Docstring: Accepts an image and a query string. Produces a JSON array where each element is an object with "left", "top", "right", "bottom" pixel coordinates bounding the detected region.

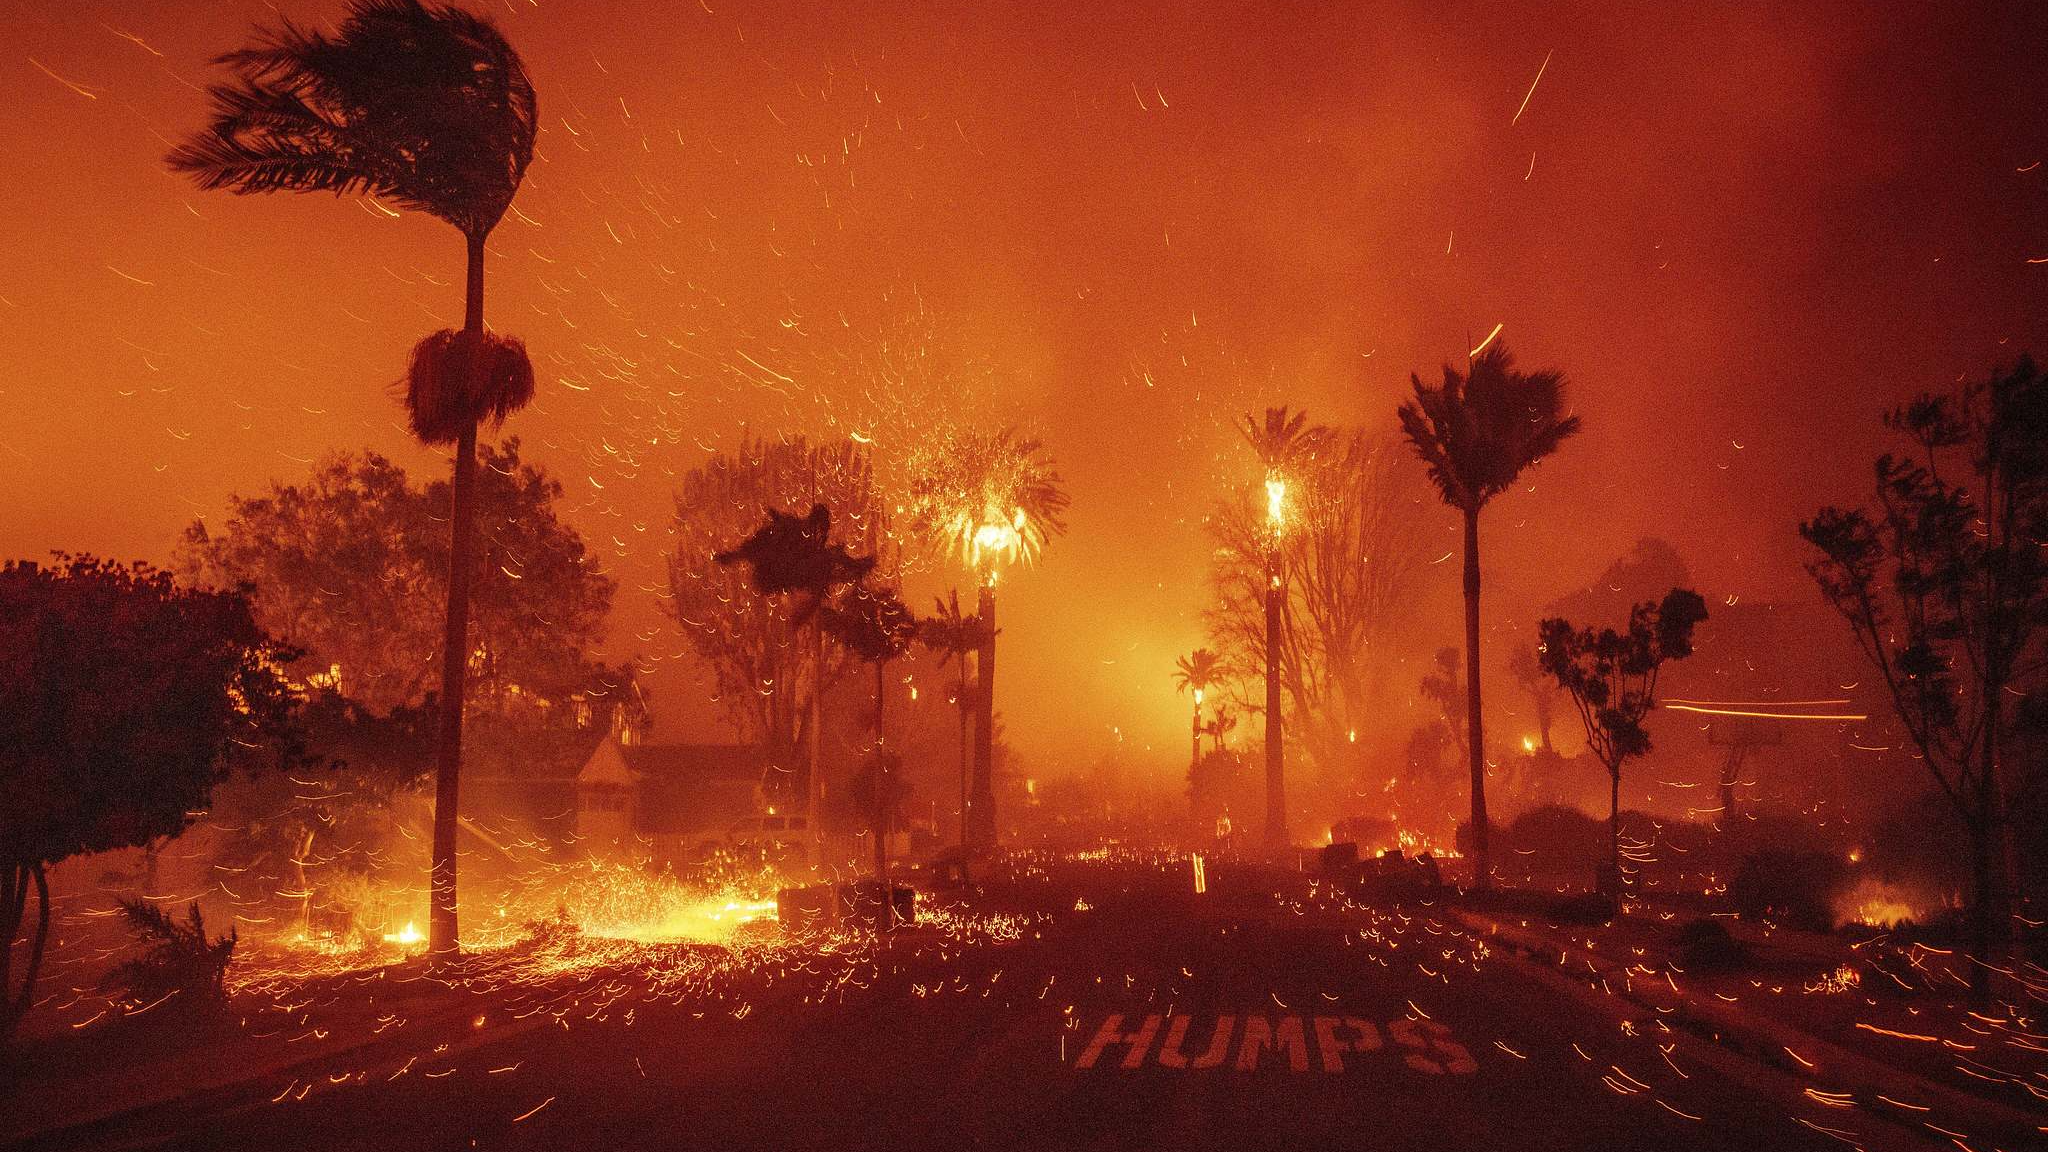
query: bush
[
  {"left": 1504, "top": 804, "right": 1606, "bottom": 869},
  {"left": 1730, "top": 850, "right": 1847, "bottom": 932},
  {"left": 1675, "top": 918, "right": 1746, "bottom": 970},
  {"left": 105, "top": 900, "right": 236, "bottom": 1009}
]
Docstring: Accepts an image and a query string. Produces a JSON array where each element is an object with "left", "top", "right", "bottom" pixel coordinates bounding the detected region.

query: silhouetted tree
[
  {"left": 1399, "top": 343, "right": 1582, "bottom": 885},
  {"left": 1538, "top": 589, "right": 1707, "bottom": 895},
  {"left": 905, "top": 428, "right": 1069, "bottom": 849},
  {"left": 717, "top": 504, "right": 877, "bottom": 834},
  {"left": 828, "top": 584, "right": 919, "bottom": 738},
  {"left": 826, "top": 582, "right": 916, "bottom": 918},
  {"left": 669, "top": 438, "right": 887, "bottom": 793},
  {"left": 1802, "top": 358, "right": 2048, "bottom": 999},
  {"left": 847, "top": 752, "right": 910, "bottom": 927},
  {"left": 1204, "top": 706, "right": 1240, "bottom": 754},
  {"left": 1419, "top": 646, "right": 1467, "bottom": 764},
  {"left": 171, "top": 0, "right": 541, "bottom": 957},
  {"left": 920, "top": 591, "right": 991, "bottom": 863},
  {"left": 0, "top": 557, "right": 298, "bottom": 1040}
]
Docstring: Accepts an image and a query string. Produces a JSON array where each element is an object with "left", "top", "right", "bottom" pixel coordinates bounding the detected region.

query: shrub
[
  {"left": 1730, "top": 850, "right": 1847, "bottom": 932},
  {"left": 1675, "top": 918, "right": 1746, "bottom": 970},
  {"left": 1504, "top": 804, "right": 1606, "bottom": 869},
  {"left": 105, "top": 900, "right": 236, "bottom": 1009}
]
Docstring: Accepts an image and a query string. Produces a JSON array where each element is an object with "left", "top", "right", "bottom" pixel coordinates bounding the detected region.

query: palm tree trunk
[
  {"left": 1191, "top": 705, "right": 1201, "bottom": 778},
  {"left": 810, "top": 612, "right": 824, "bottom": 868},
  {"left": 1967, "top": 694, "right": 2005, "bottom": 1003},
  {"left": 1, "top": 863, "right": 49, "bottom": 1041},
  {"left": 1608, "top": 765, "right": 1622, "bottom": 891},
  {"left": 971, "top": 584, "right": 997, "bottom": 850},
  {"left": 1462, "top": 506, "right": 1489, "bottom": 888},
  {"left": 957, "top": 669, "right": 970, "bottom": 881},
  {"left": 428, "top": 232, "right": 488, "bottom": 957},
  {"left": 1264, "top": 547, "right": 1287, "bottom": 850},
  {"left": 875, "top": 657, "right": 890, "bottom": 930}
]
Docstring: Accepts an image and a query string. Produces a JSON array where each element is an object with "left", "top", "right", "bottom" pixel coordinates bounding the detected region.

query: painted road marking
[{"left": 1075, "top": 1013, "right": 1478, "bottom": 1073}]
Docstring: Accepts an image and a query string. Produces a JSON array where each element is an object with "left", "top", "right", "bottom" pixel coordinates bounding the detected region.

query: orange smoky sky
[{"left": 2, "top": 0, "right": 2044, "bottom": 776}]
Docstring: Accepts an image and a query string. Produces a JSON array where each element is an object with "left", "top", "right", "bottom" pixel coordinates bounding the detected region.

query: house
[{"left": 575, "top": 732, "right": 770, "bottom": 861}]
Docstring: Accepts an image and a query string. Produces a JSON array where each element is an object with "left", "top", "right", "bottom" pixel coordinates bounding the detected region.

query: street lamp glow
[{"left": 1264, "top": 474, "right": 1287, "bottom": 532}]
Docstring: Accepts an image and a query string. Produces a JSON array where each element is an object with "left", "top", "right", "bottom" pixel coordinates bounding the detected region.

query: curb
[{"left": 1448, "top": 906, "right": 2046, "bottom": 1145}]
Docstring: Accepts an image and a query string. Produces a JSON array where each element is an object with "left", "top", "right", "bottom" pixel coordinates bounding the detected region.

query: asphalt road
[{"left": 10, "top": 853, "right": 1948, "bottom": 1152}]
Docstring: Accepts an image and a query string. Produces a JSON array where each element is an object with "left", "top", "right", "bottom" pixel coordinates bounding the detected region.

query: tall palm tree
[
  {"left": 920, "top": 591, "right": 992, "bottom": 867},
  {"left": 905, "top": 429, "right": 1069, "bottom": 850},
  {"left": 1173, "top": 648, "right": 1224, "bottom": 777},
  {"left": 1397, "top": 343, "right": 1581, "bottom": 887},
  {"left": 1239, "top": 407, "right": 1327, "bottom": 851},
  {"left": 717, "top": 504, "right": 876, "bottom": 858},
  {"left": 170, "top": 0, "right": 538, "bottom": 956}
]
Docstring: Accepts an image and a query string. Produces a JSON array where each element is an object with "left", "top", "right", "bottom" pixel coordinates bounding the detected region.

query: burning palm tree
[
  {"left": 1240, "top": 406, "right": 1327, "bottom": 850},
  {"left": 170, "top": 0, "right": 538, "bottom": 955},
  {"left": 1397, "top": 343, "right": 1581, "bottom": 887},
  {"left": 906, "top": 429, "right": 1069, "bottom": 849},
  {"left": 1173, "top": 648, "right": 1225, "bottom": 777}
]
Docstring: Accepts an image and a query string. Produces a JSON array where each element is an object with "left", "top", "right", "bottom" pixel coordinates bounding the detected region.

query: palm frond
[
  {"left": 170, "top": 0, "right": 536, "bottom": 237},
  {"left": 1396, "top": 342, "right": 1580, "bottom": 512},
  {"left": 401, "top": 329, "right": 535, "bottom": 446}
]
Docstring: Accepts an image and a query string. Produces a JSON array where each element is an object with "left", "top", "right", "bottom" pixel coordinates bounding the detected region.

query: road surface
[{"left": 10, "top": 852, "right": 1950, "bottom": 1151}]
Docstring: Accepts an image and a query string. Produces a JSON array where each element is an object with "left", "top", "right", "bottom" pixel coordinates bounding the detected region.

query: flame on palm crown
[{"left": 905, "top": 427, "right": 1069, "bottom": 583}]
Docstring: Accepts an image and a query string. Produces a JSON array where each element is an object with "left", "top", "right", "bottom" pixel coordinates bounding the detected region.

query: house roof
[
  {"left": 617, "top": 743, "right": 766, "bottom": 780},
  {"left": 575, "top": 738, "right": 768, "bottom": 835}
]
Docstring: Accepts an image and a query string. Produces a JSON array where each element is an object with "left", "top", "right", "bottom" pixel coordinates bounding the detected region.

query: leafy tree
[
  {"left": 668, "top": 439, "right": 887, "bottom": 787},
  {"left": 1802, "top": 357, "right": 2048, "bottom": 998},
  {"left": 1399, "top": 342, "right": 1582, "bottom": 885},
  {"left": 904, "top": 428, "right": 1069, "bottom": 849},
  {"left": 181, "top": 445, "right": 623, "bottom": 938},
  {"left": 171, "top": 0, "right": 542, "bottom": 955},
  {"left": 1206, "top": 431, "right": 1435, "bottom": 799},
  {"left": 1538, "top": 589, "right": 1708, "bottom": 894},
  {"left": 0, "top": 557, "right": 298, "bottom": 1039},
  {"left": 179, "top": 442, "right": 616, "bottom": 720}
]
